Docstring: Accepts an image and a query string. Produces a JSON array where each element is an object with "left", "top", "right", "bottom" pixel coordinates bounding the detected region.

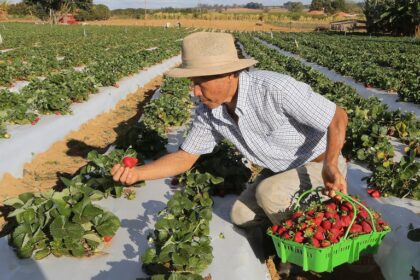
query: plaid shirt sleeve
[
  {"left": 181, "top": 105, "right": 222, "bottom": 155},
  {"left": 276, "top": 76, "right": 336, "bottom": 131}
]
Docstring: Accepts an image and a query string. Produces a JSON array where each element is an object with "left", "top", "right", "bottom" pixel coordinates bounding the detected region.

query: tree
[
  {"left": 287, "top": 2, "right": 304, "bottom": 12},
  {"left": 310, "top": 0, "right": 324, "bottom": 11},
  {"left": 244, "top": 2, "right": 264, "bottom": 9},
  {"left": 23, "top": 0, "right": 92, "bottom": 23},
  {"left": 8, "top": 3, "right": 32, "bottom": 16},
  {"left": 332, "top": 0, "right": 346, "bottom": 12},
  {"left": 364, "top": 0, "right": 419, "bottom": 36}
]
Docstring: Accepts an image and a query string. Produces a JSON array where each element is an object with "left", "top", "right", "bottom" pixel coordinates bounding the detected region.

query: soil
[{"left": 0, "top": 77, "right": 162, "bottom": 231}]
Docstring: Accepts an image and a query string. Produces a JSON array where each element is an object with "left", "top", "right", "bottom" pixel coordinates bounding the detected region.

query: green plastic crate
[{"left": 268, "top": 188, "right": 391, "bottom": 273}]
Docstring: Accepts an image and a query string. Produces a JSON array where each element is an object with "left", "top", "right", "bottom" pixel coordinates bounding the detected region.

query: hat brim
[{"left": 165, "top": 58, "right": 258, "bottom": 78}]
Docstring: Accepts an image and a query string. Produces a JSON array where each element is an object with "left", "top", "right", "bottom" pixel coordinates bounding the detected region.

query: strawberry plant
[
  {"left": 78, "top": 148, "right": 145, "bottom": 198},
  {"left": 3, "top": 188, "right": 120, "bottom": 259},
  {"left": 142, "top": 170, "right": 223, "bottom": 277}
]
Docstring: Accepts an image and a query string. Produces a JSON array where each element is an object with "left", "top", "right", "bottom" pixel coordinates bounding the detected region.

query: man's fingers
[
  {"left": 111, "top": 164, "right": 121, "bottom": 176},
  {"left": 112, "top": 166, "right": 124, "bottom": 182},
  {"left": 120, "top": 167, "right": 131, "bottom": 185}
]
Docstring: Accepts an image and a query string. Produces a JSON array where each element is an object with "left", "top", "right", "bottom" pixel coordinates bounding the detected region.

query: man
[{"left": 111, "top": 31, "right": 348, "bottom": 231}]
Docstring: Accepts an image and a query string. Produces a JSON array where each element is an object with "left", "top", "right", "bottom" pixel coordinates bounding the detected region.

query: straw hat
[{"left": 166, "top": 32, "right": 258, "bottom": 78}]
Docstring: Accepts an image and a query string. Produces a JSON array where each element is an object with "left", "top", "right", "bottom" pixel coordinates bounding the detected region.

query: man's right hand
[{"left": 111, "top": 164, "right": 140, "bottom": 185}]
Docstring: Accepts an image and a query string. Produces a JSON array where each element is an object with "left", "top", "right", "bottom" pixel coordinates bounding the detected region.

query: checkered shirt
[{"left": 181, "top": 70, "right": 336, "bottom": 172}]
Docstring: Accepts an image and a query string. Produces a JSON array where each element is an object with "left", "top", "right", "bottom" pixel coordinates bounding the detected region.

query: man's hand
[
  {"left": 111, "top": 164, "right": 140, "bottom": 185},
  {"left": 322, "top": 164, "right": 347, "bottom": 198}
]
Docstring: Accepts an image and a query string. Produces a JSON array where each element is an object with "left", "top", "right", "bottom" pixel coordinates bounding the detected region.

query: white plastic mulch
[
  {"left": 256, "top": 37, "right": 420, "bottom": 117},
  {"left": 0, "top": 55, "right": 181, "bottom": 180}
]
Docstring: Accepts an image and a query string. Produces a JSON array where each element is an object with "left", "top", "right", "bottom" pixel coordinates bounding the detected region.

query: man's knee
[
  {"left": 255, "top": 176, "right": 294, "bottom": 215},
  {"left": 230, "top": 199, "right": 256, "bottom": 227}
]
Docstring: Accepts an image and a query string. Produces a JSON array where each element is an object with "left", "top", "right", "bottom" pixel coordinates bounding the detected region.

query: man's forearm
[
  {"left": 325, "top": 106, "right": 348, "bottom": 166},
  {"left": 135, "top": 150, "right": 200, "bottom": 181}
]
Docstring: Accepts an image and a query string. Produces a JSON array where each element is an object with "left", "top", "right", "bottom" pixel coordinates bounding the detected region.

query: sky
[{"left": 8, "top": 0, "right": 312, "bottom": 10}]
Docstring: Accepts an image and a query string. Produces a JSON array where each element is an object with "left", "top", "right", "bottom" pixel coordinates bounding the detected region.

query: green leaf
[{"left": 141, "top": 248, "right": 156, "bottom": 264}]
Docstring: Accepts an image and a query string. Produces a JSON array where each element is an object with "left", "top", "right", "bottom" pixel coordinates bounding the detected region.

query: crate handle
[{"left": 291, "top": 187, "right": 377, "bottom": 240}]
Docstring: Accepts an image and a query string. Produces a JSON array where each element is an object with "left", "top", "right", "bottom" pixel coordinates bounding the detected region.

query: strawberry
[
  {"left": 282, "top": 232, "right": 291, "bottom": 240},
  {"left": 371, "top": 190, "right": 381, "bottom": 198},
  {"left": 31, "top": 117, "right": 40, "bottom": 125},
  {"left": 311, "top": 237, "right": 321, "bottom": 248},
  {"left": 325, "top": 211, "right": 335, "bottom": 219},
  {"left": 358, "top": 210, "right": 368, "bottom": 220},
  {"left": 325, "top": 203, "right": 337, "bottom": 211},
  {"left": 313, "top": 216, "right": 323, "bottom": 226},
  {"left": 321, "top": 240, "right": 331, "bottom": 247},
  {"left": 340, "top": 215, "right": 351, "bottom": 227},
  {"left": 314, "top": 230, "right": 325, "bottom": 241},
  {"left": 343, "top": 202, "right": 353, "bottom": 212},
  {"left": 321, "top": 220, "right": 332, "bottom": 230},
  {"left": 349, "top": 224, "right": 363, "bottom": 233},
  {"left": 114, "top": 83, "right": 120, "bottom": 88},
  {"left": 294, "top": 231, "right": 304, "bottom": 243},
  {"left": 299, "top": 222, "right": 308, "bottom": 230},
  {"left": 315, "top": 212, "right": 325, "bottom": 219},
  {"left": 284, "top": 219, "right": 293, "bottom": 228},
  {"left": 340, "top": 205, "right": 350, "bottom": 213},
  {"left": 306, "top": 209, "right": 315, "bottom": 216},
  {"left": 292, "top": 211, "right": 303, "bottom": 220},
  {"left": 361, "top": 221, "right": 372, "bottom": 233},
  {"left": 54, "top": 111, "right": 61, "bottom": 116},
  {"left": 271, "top": 225, "right": 279, "bottom": 233},
  {"left": 103, "top": 236, "right": 113, "bottom": 242},
  {"left": 277, "top": 225, "right": 286, "bottom": 235},
  {"left": 122, "top": 157, "right": 138, "bottom": 168},
  {"left": 304, "top": 227, "right": 314, "bottom": 237}
]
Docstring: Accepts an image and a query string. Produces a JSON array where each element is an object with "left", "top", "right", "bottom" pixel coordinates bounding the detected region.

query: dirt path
[{"left": 0, "top": 77, "right": 162, "bottom": 229}]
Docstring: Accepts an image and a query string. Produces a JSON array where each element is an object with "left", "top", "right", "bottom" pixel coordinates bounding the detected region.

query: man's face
[{"left": 190, "top": 74, "right": 233, "bottom": 109}]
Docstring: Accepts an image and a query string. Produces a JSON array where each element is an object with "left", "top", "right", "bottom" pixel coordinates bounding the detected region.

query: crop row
[
  {"left": 0, "top": 23, "right": 188, "bottom": 86},
  {"left": 255, "top": 32, "right": 420, "bottom": 104},
  {"left": 236, "top": 33, "right": 419, "bottom": 200},
  {"left": 0, "top": 27, "right": 186, "bottom": 138}
]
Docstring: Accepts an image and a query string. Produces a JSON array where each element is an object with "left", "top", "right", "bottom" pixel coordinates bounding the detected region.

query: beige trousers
[{"left": 230, "top": 155, "right": 348, "bottom": 227}]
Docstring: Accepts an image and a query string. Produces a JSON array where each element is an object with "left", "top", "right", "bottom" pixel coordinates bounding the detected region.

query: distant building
[
  {"left": 58, "top": 14, "right": 78, "bottom": 25},
  {"left": 330, "top": 19, "right": 366, "bottom": 31}
]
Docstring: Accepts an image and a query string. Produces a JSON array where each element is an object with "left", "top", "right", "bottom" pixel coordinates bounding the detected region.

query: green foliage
[
  {"left": 185, "top": 140, "right": 252, "bottom": 196},
  {"left": 3, "top": 189, "right": 120, "bottom": 259},
  {"left": 142, "top": 170, "right": 220, "bottom": 275},
  {"left": 237, "top": 33, "right": 420, "bottom": 199}
]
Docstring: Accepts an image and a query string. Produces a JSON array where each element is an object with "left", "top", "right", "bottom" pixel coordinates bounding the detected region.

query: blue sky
[{"left": 8, "top": 0, "right": 311, "bottom": 10}]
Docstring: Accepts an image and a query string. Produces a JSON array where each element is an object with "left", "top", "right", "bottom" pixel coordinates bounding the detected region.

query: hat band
[{"left": 182, "top": 55, "right": 239, "bottom": 69}]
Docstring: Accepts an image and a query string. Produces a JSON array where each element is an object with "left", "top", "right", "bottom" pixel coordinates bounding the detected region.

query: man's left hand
[{"left": 322, "top": 164, "right": 347, "bottom": 198}]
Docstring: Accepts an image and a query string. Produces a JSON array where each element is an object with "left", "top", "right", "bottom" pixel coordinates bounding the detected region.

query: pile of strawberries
[{"left": 270, "top": 196, "right": 390, "bottom": 248}]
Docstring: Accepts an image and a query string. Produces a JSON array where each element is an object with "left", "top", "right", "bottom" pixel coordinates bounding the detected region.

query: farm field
[{"left": 0, "top": 22, "right": 418, "bottom": 280}]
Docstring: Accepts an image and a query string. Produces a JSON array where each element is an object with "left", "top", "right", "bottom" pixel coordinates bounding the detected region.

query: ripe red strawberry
[
  {"left": 271, "top": 225, "right": 279, "bottom": 233},
  {"left": 294, "top": 231, "right": 304, "bottom": 243},
  {"left": 321, "top": 240, "right": 331, "bottom": 247},
  {"left": 321, "top": 220, "right": 332, "bottom": 230},
  {"left": 314, "top": 230, "right": 325, "bottom": 241},
  {"left": 277, "top": 225, "right": 286, "bottom": 235},
  {"left": 54, "top": 111, "right": 61, "bottom": 116},
  {"left": 122, "top": 157, "right": 138, "bottom": 168},
  {"left": 329, "top": 227, "right": 341, "bottom": 236},
  {"left": 367, "top": 188, "right": 375, "bottom": 194},
  {"left": 340, "top": 215, "right": 351, "bottom": 227},
  {"left": 358, "top": 210, "right": 368, "bottom": 220},
  {"left": 31, "top": 117, "right": 40, "bottom": 125},
  {"left": 361, "top": 221, "right": 372, "bottom": 233},
  {"left": 371, "top": 190, "right": 381, "bottom": 198},
  {"left": 325, "top": 211, "right": 335, "bottom": 219},
  {"left": 306, "top": 209, "right": 315, "bottom": 216},
  {"left": 315, "top": 212, "right": 325, "bottom": 219},
  {"left": 313, "top": 217, "right": 323, "bottom": 226},
  {"left": 282, "top": 232, "right": 291, "bottom": 240},
  {"left": 311, "top": 237, "right": 321, "bottom": 248},
  {"left": 292, "top": 211, "right": 303, "bottom": 220},
  {"left": 340, "top": 205, "right": 350, "bottom": 213},
  {"left": 326, "top": 203, "right": 337, "bottom": 211},
  {"left": 284, "top": 219, "right": 293, "bottom": 228},
  {"left": 299, "top": 222, "right": 308, "bottom": 230},
  {"left": 103, "top": 236, "right": 113, "bottom": 242},
  {"left": 349, "top": 224, "right": 363, "bottom": 233},
  {"left": 343, "top": 202, "right": 353, "bottom": 212}
]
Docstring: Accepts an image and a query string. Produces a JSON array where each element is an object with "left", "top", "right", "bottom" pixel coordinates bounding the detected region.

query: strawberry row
[
  {"left": 256, "top": 32, "right": 420, "bottom": 104},
  {"left": 237, "top": 33, "right": 419, "bottom": 200}
]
